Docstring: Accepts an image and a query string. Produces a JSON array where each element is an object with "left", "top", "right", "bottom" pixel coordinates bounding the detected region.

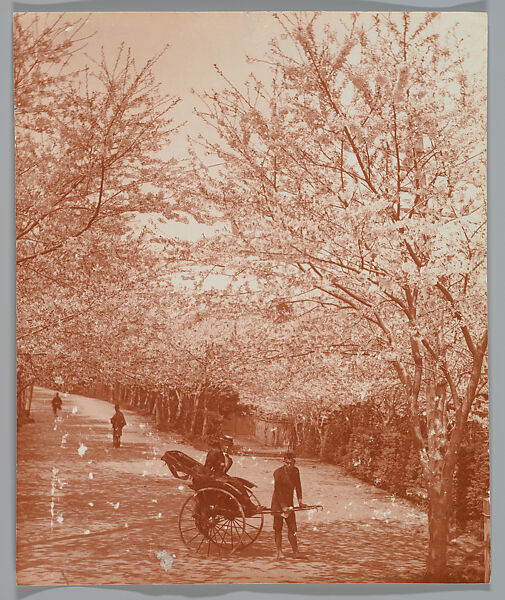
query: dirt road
[{"left": 16, "top": 388, "right": 482, "bottom": 585}]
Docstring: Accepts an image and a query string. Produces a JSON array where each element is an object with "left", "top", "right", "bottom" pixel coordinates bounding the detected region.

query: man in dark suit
[
  {"left": 110, "top": 404, "right": 126, "bottom": 448},
  {"left": 204, "top": 437, "right": 229, "bottom": 475},
  {"left": 51, "top": 392, "right": 62, "bottom": 417},
  {"left": 271, "top": 452, "right": 307, "bottom": 559}
]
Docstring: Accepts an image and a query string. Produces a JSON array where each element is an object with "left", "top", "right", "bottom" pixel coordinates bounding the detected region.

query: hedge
[{"left": 292, "top": 401, "right": 488, "bottom": 526}]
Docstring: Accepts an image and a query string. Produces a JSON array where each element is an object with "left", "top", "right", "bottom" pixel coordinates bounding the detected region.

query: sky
[
  {"left": 16, "top": 11, "right": 488, "bottom": 254},
  {"left": 80, "top": 12, "right": 279, "bottom": 158},
  {"left": 57, "top": 11, "right": 487, "bottom": 160}
]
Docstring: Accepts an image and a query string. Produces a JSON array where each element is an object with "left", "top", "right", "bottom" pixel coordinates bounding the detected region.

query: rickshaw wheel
[
  {"left": 240, "top": 489, "right": 264, "bottom": 548},
  {"left": 178, "top": 487, "right": 246, "bottom": 555}
]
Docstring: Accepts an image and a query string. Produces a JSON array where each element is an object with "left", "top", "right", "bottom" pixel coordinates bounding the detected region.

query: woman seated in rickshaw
[{"left": 161, "top": 439, "right": 263, "bottom": 516}]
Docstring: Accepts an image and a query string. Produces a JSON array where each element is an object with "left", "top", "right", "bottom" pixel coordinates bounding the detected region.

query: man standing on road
[
  {"left": 51, "top": 392, "right": 62, "bottom": 418},
  {"left": 271, "top": 452, "right": 307, "bottom": 559},
  {"left": 110, "top": 404, "right": 126, "bottom": 448}
]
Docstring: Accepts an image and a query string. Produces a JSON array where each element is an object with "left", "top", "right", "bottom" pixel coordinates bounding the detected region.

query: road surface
[{"left": 16, "top": 387, "right": 483, "bottom": 585}]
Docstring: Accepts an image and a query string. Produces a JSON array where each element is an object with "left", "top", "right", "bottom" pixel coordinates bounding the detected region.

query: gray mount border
[{"left": 2, "top": 1, "right": 502, "bottom": 599}]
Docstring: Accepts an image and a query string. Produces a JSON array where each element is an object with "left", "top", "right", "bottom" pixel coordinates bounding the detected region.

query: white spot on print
[
  {"left": 72, "top": 407, "right": 78, "bottom": 414},
  {"left": 60, "top": 434, "right": 69, "bottom": 447},
  {"left": 156, "top": 550, "right": 174, "bottom": 571},
  {"left": 89, "top": 473, "right": 94, "bottom": 480},
  {"left": 84, "top": 530, "right": 90, "bottom": 535},
  {"left": 78, "top": 443, "right": 87, "bottom": 457},
  {"left": 50, "top": 467, "right": 59, "bottom": 531},
  {"left": 88, "top": 502, "right": 94, "bottom": 507}
]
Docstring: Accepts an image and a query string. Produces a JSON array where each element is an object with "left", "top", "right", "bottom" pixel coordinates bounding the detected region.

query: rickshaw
[{"left": 161, "top": 449, "right": 322, "bottom": 555}]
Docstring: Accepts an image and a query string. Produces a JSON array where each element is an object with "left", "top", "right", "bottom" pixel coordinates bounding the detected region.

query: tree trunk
[
  {"left": 17, "top": 369, "right": 33, "bottom": 424},
  {"left": 17, "top": 369, "right": 24, "bottom": 423},
  {"left": 27, "top": 383, "right": 34, "bottom": 416},
  {"left": 125, "top": 386, "right": 132, "bottom": 407},
  {"left": 148, "top": 390, "right": 156, "bottom": 414},
  {"left": 174, "top": 388, "right": 183, "bottom": 424},
  {"left": 320, "top": 417, "right": 331, "bottom": 460},
  {"left": 162, "top": 393, "right": 169, "bottom": 425},
  {"left": 425, "top": 478, "right": 453, "bottom": 582},
  {"left": 155, "top": 391, "right": 163, "bottom": 427},
  {"left": 201, "top": 389, "right": 209, "bottom": 438},
  {"left": 191, "top": 386, "right": 203, "bottom": 435},
  {"left": 165, "top": 388, "right": 172, "bottom": 423}
]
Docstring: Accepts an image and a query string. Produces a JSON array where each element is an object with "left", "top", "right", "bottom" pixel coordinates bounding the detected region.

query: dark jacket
[
  {"left": 271, "top": 465, "right": 302, "bottom": 511},
  {"left": 111, "top": 411, "right": 126, "bottom": 431},
  {"left": 204, "top": 448, "right": 227, "bottom": 475}
]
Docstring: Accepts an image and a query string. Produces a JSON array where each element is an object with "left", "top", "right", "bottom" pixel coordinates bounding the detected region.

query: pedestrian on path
[
  {"left": 51, "top": 392, "right": 62, "bottom": 418},
  {"left": 110, "top": 404, "right": 126, "bottom": 448},
  {"left": 271, "top": 452, "right": 307, "bottom": 560}
]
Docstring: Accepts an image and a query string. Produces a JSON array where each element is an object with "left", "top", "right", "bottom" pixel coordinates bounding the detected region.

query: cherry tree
[
  {"left": 15, "top": 13, "right": 180, "bottom": 405},
  {"left": 186, "top": 12, "right": 487, "bottom": 580},
  {"left": 15, "top": 13, "right": 179, "bottom": 267}
]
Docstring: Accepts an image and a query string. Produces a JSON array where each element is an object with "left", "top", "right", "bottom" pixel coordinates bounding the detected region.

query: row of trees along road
[
  {"left": 15, "top": 13, "right": 180, "bottom": 413},
  {"left": 15, "top": 12, "right": 488, "bottom": 582},
  {"left": 179, "top": 13, "right": 488, "bottom": 581},
  {"left": 13, "top": 17, "right": 247, "bottom": 441}
]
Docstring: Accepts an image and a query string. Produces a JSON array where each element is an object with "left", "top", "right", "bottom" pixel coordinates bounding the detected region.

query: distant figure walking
[
  {"left": 110, "top": 404, "right": 126, "bottom": 448},
  {"left": 51, "top": 392, "right": 62, "bottom": 418},
  {"left": 271, "top": 452, "right": 307, "bottom": 559},
  {"left": 288, "top": 423, "right": 298, "bottom": 452}
]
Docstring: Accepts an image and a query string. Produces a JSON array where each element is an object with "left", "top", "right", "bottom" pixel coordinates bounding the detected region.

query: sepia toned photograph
[{"left": 15, "top": 10, "right": 488, "bottom": 586}]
